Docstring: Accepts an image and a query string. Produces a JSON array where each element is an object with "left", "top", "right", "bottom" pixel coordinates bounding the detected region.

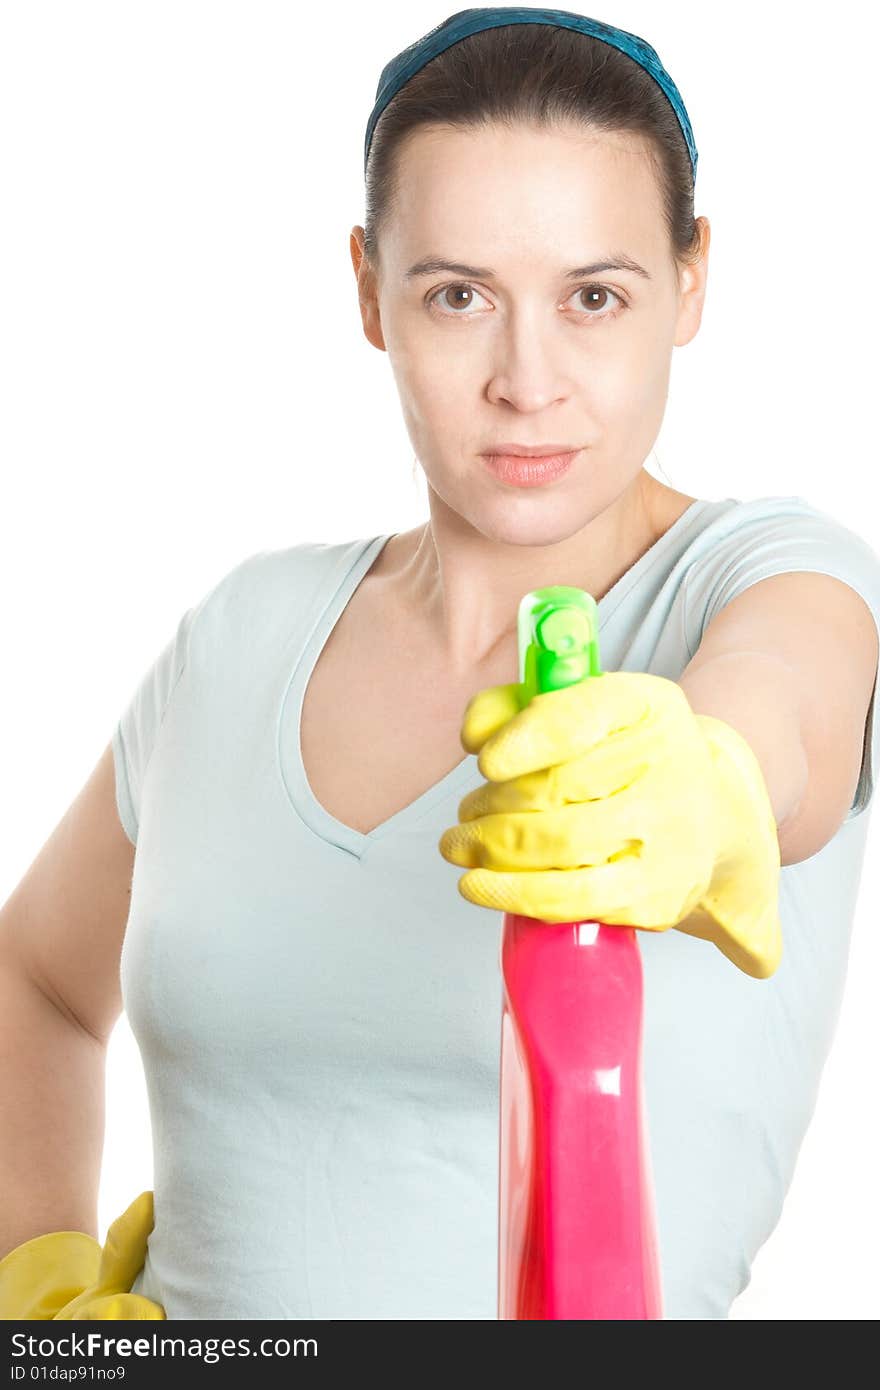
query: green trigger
[{"left": 517, "top": 587, "right": 603, "bottom": 703}]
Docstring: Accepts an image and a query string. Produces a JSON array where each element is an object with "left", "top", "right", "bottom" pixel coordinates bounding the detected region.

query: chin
[{"left": 466, "top": 493, "right": 595, "bottom": 549}]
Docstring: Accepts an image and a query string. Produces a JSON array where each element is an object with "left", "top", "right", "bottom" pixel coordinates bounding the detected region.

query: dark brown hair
[{"left": 363, "top": 23, "right": 700, "bottom": 275}]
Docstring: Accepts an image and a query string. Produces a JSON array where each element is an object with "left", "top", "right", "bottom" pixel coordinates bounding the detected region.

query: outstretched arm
[{"left": 678, "top": 570, "right": 879, "bottom": 865}]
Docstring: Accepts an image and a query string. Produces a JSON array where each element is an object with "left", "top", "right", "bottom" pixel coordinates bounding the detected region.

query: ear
[
  {"left": 673, "top": 215, "right": 711, "bottom": 348},
  {"left": 350, "top": 226, "right": 386, "bottom": 352}
]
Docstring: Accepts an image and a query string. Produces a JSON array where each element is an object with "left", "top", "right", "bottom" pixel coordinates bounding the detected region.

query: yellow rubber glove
[
  {"left": 0, "top": 1190, "right": 165, "bottom": 1320},
  {"left": 438, "top": 670, "right": 783, "bottom": 979}
]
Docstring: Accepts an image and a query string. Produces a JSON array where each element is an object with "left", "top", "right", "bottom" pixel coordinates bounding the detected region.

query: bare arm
[
  {"left": 679, "top": 571, "right": 880, "bottom": 865},
  {"left": 0, "top": 741, "right": 135, "bottom": 1259}
]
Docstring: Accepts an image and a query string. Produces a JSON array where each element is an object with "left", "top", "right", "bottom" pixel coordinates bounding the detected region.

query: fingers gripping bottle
[{"left": 497, "top": 588, "right": 663, "bottom": 1320}]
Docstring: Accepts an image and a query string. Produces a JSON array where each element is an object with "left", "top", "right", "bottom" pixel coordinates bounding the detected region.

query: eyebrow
[{"left": 403, "top": 254, "right": 652, "bottom": 281}]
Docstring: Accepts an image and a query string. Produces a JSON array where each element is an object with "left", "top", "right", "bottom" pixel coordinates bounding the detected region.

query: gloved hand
[
  {"left": 0, "top": 1190, "right": 165, "bottom": 1320},
  {"left": 438, "top": 670, "right": 783, "bottom": 979}
]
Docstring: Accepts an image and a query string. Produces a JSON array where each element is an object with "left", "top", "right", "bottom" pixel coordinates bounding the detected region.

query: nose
[{"left": 485, "top": 312, "right": 575, "bottom": 412}]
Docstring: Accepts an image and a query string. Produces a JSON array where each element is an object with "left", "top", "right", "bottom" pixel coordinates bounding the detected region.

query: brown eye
[
  {"left": 428, "top": 283, "right": 491, "bottom": 315},
  {"left": 572, "top": 285, "right": 624, "bottom": 318},
  {"left": 582, "top": 287, "right": 609, "bottom": 310},
  {"left": 443, "top": 286, "right": 474, "bottom": 310}
]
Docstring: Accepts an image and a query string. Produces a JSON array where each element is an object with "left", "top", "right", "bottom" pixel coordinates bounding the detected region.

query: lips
[{"left": 481, "top": 449, "right": 580, "bottom": 488}]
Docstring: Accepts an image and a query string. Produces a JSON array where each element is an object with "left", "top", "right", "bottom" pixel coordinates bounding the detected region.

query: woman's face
[{"left": 353, "top": 120, "right": 708, "bottom": 546}]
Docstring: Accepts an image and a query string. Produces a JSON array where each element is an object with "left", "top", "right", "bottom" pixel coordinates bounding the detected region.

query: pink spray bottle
[{"left": 497, "top": 587, "right": 663, "bottom": 1320}]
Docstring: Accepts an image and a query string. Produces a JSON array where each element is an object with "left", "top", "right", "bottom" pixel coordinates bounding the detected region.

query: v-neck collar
[{"left": 277, "top": 500, "right": 715, "bottom": 859}]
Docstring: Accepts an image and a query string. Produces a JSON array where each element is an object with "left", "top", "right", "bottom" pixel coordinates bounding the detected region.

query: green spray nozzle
[{"left": 517, "top": 587, "right": 602, "bottom": 704}]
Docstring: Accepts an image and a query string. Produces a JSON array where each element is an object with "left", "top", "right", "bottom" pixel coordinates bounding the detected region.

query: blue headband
[{"left": 364, "top": 7, "right": 698, "bottom": 183}]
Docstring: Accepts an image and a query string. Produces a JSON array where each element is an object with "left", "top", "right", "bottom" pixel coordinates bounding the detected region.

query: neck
[{"left": 382, "top": 470, "right": 696, "bottom": 678}]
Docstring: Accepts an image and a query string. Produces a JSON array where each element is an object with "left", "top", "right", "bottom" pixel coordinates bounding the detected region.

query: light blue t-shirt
[{"left": 114, "top": 494, "right": 880, "bottom": 1320}]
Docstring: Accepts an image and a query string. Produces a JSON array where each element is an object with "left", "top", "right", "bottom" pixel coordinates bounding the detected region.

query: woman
[{"left": 2, "top": 8, "right": 879, "bottom": 1321}]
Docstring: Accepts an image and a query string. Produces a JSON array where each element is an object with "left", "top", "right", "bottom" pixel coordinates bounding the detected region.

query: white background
[{"left": 1, "top": 1, "right": 877, "bottom": 1319}]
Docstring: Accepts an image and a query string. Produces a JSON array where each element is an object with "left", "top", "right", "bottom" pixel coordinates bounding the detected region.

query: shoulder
[
  {"left": 199, "top": 534, "right": 372, "bottom": 604},
  {"left": 684, "top": 493, "right": 877, "bottom": 563},
  {"left": 186, "top": 534, "right": 379, "bottom": 656},
  {"left": 681, "top": 494, "right": 880, "bottom": 658}
]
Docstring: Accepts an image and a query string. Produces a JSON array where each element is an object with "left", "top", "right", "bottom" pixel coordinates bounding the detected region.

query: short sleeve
[
  {"left": 683, "top": 495, "right": 880, "bottom": 821},
  {"left": 111, "top": 603, "right": 199, "bottom": 845}
]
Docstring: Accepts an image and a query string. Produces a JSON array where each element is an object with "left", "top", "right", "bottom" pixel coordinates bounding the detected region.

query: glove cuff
[
  {"left": 688, "top": 713, "right": 783, "bottom": 978},
  {"left": 0, "top": 1229, "right": 101, "bottom": 1320},
  {"left": 53, "top": 1190, "right": 155, "bottom": 1320}
]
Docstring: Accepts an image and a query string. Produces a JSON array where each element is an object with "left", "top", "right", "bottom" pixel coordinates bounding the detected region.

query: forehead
[{"left": 385, "top": 122, "right": 666, "bottom": 267}]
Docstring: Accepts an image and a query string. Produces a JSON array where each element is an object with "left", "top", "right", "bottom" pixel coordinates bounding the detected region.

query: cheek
[
  {"left": 392, "top": 344, "right": 471, "bottom": 434},
  {"left": 598, "top": 302, "right": 669, "bottom": 375},
  {"left": 394, "top": 376, "right": 466, "bottom": 464},
  {"left": 587, "top": 316, "right": 673, "bottom": 425}
]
